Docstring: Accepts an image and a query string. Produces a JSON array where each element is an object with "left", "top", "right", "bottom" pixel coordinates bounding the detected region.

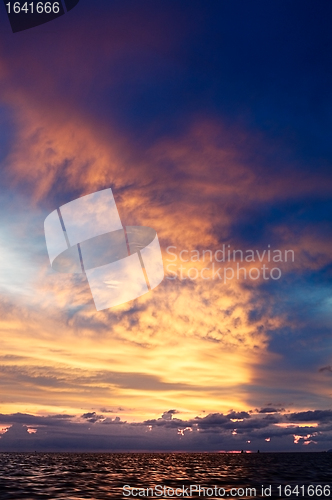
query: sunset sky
[{"left": 0, "top": 0, "right": 332, "bottom": 452}]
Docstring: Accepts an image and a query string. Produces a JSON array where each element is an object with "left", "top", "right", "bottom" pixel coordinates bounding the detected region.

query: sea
[{"left": 0, "top": 452, "right": 331, "bottom": 499}]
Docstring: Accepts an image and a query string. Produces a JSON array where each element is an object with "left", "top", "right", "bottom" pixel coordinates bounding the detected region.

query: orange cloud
[{"left": 0, "top": 31, "right": 331, "bottom": 423}]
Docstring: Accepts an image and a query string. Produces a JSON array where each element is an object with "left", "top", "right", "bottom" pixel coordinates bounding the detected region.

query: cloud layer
[{"left": 1, "top": 407, "right": 331, "bottom": 452}]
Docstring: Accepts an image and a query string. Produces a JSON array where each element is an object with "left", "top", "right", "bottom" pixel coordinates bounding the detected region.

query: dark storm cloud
[
  {"left": 287, "top": 410, "right": 332, "bottom": 423},
  {"left": 143, "top": 411, "right": 281, "bottom": 433},
  {"left": 161, "top": 410, "right": 179, "bottom": 419},
  {"left": 258, "top": 408, "right": 285, "bottom": 414},
  {"left": 0, "top": 413, "right": 75, "bottom": 426},
  {"left": 192, "top": 413, "right": 241, "bottom": 428},
  {"left": 227, "top": 411, "right": 251, "bottom": 420},
  {"left": 81, "top": 412, "right": 105, "bottom": 423},
  {"left": 1, "top": 408, "right": 331, "bottom": 452}
]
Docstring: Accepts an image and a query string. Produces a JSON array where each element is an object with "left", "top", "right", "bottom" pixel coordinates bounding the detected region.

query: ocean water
[{"left": 0, "top": 452, "right": 331, "bottom": 499}]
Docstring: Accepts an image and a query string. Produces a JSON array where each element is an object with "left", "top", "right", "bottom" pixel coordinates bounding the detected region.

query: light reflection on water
[{"left": 0, "top": 452, "right": 331, "bottom": 499}]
